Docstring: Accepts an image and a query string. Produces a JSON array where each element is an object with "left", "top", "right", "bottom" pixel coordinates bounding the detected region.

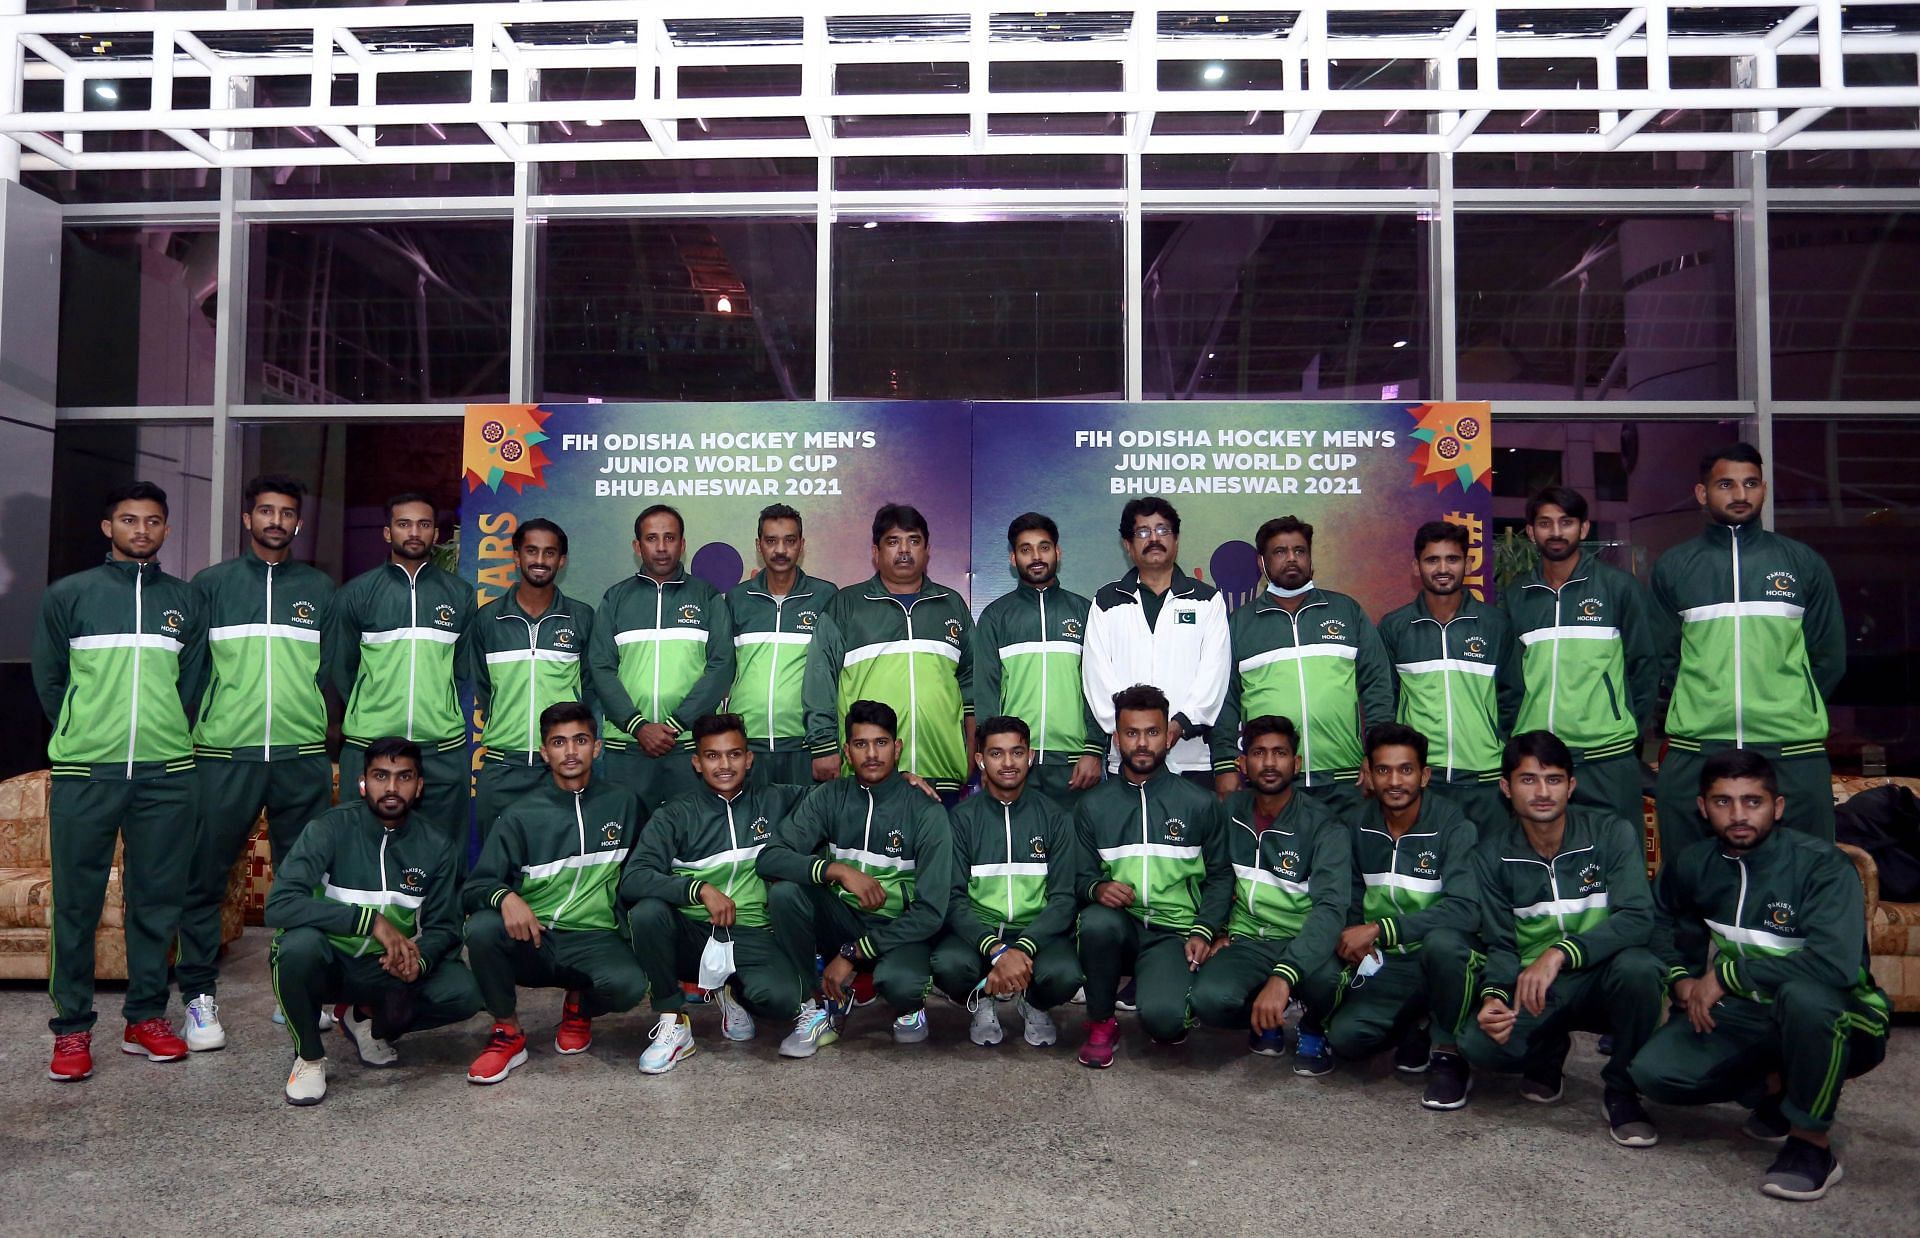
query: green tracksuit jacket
[
  {"left": 332, "top": 561, "right": 476, "bottom": 744},
  {"left": 1504, "top": 554, "right": 1657, "bottom": 759},
  {"left": 33, "top": 556, "right": 208, "bottom": 775},
  {"left": 1651, "top": 522, "right": 1844, "bottom": 748},
  {"left": 1378, "top": 594, "right": 1522, "bottom": 780},
  {"left": 803, "top": 575, "right": 975, "bottom": 792},
  {"left": 1472, "top": 807, "right": 1654, "bottom": 1003},
  {"left": 1653, "top": 828, "right": 1888, "bottom": 1015},
  {"left": 1221, "top": 789, "right": 1351, "bottom": 986},
  {"left": 945, "top": 788, "right": 1082, "bottom": 960},
  {"left": 756, "top": 774, "right": 954, "bottom": 959},
  {"left": 621, "top": 783, "right": 808, "bottom": 929},
  {"left": 464, "top": 780, "right": 641, "bottom": 931},
  {"left": 972, "top": 582, "right": 1102, "bottom": 767},
  {"left": 725, "top": 570, "right": 838, "bottom": 751},
  {"left": 264, "top": 800, "right": 462, "bottom": 968},
  {"left": 190, "top": 549, "right": 336, "bottom": 759},
  {"left": 1350, "top": 792, "right": 1481, "bottom": 954},
  {"left": 589, "top": 566, "right": 733, "bottom": 750},
  {"left": 1074, "top": 767, "right": 1233, "bottom": 941},
  {"left": 1211, "top": 587, "right": 1393, "bottom": 786},
  {"left": 471, "top": 588, "right": 594, "bottom": 762}
]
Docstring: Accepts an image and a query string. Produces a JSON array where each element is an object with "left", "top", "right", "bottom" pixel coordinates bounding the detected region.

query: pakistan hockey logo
[
  {"left": 1463, "top": 636, "right": 1487, "bottom": 658},
  {"left": 680, "top": 604, "right": 702, "bottom": 624},
  {"left": 400, "top": 867, "right": 428, "bottom": 893},
  {"left": 1416, "top": 850, "right": 1438, "bottom": 873},
  {"left": 1030, "top": 836, "right": 1048, "bottom": 858},
  {"left": 886, "top": 829, "right": 905, "bottom": 854},
  {"left": 435, "top": 603, "right": 456, "bottom": 626},
  {"left": 555, "top": 629, "right": 575, "bottom": 648},
  {"left": 602, "top": 822, "right": 621, "bottom": 845},
  {"left": 945, "top": 618, "right": 963, "bottom": 644},
  {"left": 1062, "top": 619, "right": 1082, "bottom": 640},
  {"left": 161, "top": 609, "right": 185, "bottom": 634},
  {"left": 1579, "top": 862, "right": 1604, "bottom": 889},
  {"left": 1164, "top": 818, "right": 1187, "bottom": 842}
]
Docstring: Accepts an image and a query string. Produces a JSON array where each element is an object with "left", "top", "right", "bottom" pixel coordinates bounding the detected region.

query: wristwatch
[{"left": 837, "top": 941, "right": 860, "bottom": 963}]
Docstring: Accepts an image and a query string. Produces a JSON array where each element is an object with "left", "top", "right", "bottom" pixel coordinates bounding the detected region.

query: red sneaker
[
  {"left": 466, "top": 1024, "right": 528, "bottom": 1085},
  {"left": 1078, "top": 1016, "right": 1120, "bottom": 1070},
  {"left": 50, "top": 1031, "right": 93, "bottom": 1081},
  {"left": 554, "top": 990, "right": 592, "bottom": 1055},
  {"left": 852, "top": 971, "right": 877, "bottom": 1008},
  {"left": 122, "top": 1017, "right": 189, "bottom": 1062}
]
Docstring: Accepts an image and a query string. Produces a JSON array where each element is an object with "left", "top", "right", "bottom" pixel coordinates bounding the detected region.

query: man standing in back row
[{"left": 726, "top": 504, "right": 838, "bottom": 788}]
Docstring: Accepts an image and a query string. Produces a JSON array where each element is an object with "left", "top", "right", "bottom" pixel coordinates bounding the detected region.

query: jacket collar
[
  {"left": 861, "top": 573, "right": 952, "bottom": 603},
  {"left": 749, "top": 567, "right": 825, "bottom": 600},
  {"left": 1119, "top": 565, "right": 1200, "bottom": 600},
  {"left": 1519, "top": 554, "right": 1590, "bottom": 592},
  {"left": 635, "top": 563, "right": 687, "bottom": 587},
  {"left": 102, "top": 554, "right": 161, "bottom": 579},
  {"left": 1700, "top": 519, "right": 1766, "bottom": 549},
  {"left": 495, "top": 586, "right": 575, "bottom": 622},
  {"left": 1412, "top": 591, "right": 1488, "bottom": 623},
  {"left": 1250, "top": 584, "right": 1327, "bottom": 614}
]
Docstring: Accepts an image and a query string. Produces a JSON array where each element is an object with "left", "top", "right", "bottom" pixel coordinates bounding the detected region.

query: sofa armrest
[{"left": 1835, "top": 842, "right": 1880, "bottom": 931}]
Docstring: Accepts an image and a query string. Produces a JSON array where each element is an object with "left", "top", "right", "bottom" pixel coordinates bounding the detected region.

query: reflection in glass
[
  {"left": 58, "top": 227, "right": 218, "bottom": 406},
  {"left": 1769, "top": 213, "right": 1920, "bottom": 400}
]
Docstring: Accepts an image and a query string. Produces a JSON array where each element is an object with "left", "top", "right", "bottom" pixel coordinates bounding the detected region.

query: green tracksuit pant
[
  {"left": 269, "top": 925, "right": 483, "bottom": 1061},
  {"left": 339, "top": 739, "right": 471, "bottom": 855},
  {"left": 770, "top": 881, "right": 935, "bottom": 1016},
  {"left": 464, "top": 910, "right": 650, "bottom": 1020},
  {"left": 930, "top": 930, "right": 1084, "bottom": 1010},
  {"left": 1190, "top": 938, "right": 1346, "bottom": 1033},
  {"left": 474, "top": 757, "right": 550, "bottom": 848},
  {"left": 1630, "top": 981, "right": 1889, "bottom": 1134},
  {"left": 1460, "top": 946, "right": 1666, "bottom": 1095},
  {"left": 1025, "top": 763, "right": 1095, "bottom": 810},
  {"left": 748, "top": 749, "right": 816, "bottom": 789},
  {"left": 177, "top": 754, "right": 332, "bottom": 999},
  {"left": 1427, "top": 777, "right": 1509, "bottom": 834},
  {"left": 1077, "top": 904, "right": 1196, "bottom": 1041},
  {"left": 1299, "top": 780, "right": 1363, "bottom": 822},
  {"left": 1655, "top": 741, "right": 1835, "bottom": 858},
  {"left": 628, "top": 895, "right": 812, "bottom": 1020},
  {"left": 47, "top": 769, "right": 197, "bottom": 1035},
  {"left": 1570, "top": 753, "right": 1645, "bottom": 832},
  {"left": 600, "top": 744, "right": 706, "bottom": 812},
  {"left": 1327, "top": 928, "right": 1480, "bottom": 1058}
]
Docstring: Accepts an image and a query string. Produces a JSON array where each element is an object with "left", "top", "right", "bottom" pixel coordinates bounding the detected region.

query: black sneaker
[
  {"left": 1115, "top": 978, "right": 1138, "bottom": 1012},
  {"left": 1595, "top": 1033, "right": 1615, "bottom": 1057},
  {"left": 1394, "top": 1024, "right": 1432, "bottom": 1074},
  {"left": 1763, "top": 1136, "right": 1843, "bottom": 1201},
  {"left": 1420, "top": 1050, "right": 1471, "bottom": 1110},
  {"left": 1743, "top": 1094, "right": 1791, "bottom": 1145},
  {"left": 1520, "top": 1068, "right": 1564, "bottom": 1104},
  {"left": 1603, "top": 1088, "right": 1660, "bottom": 1148}
]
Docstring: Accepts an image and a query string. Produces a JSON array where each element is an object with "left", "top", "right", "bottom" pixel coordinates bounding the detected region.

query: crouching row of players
[{"left": 267, "top": 686, "right": 1888, "bottom": 1203}]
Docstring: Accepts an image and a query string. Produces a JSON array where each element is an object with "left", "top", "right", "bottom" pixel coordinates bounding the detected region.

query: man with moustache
[
  {"left": 1630, "top": 750, "right": 1890, "bottom": 1201},
  {"left": 1651, "top": 443, "right": 1846, "bottom": 853},
  {"left": 725, "top": 504, "right": 838, "bottom": 788},
  {"left": 178, "top": 474, "right": 340, "bottom": 1052},
  {"left": 1083, "top": 499, "right": 1231, "bottom": 789},
  {"left": 36, "top": 481, "right": 209, "bottom": 1082},
  {"left": 332, "top": 492, "right": 477, "bottom": 850},
  {"left": 1212, "top": 515, "right": 1393, "bottom": 819},
  {"left": 1503, "top": 487, "right": 1657, "bottom": 827},
  {"left": 470, "top": 518, "right": 595, "bottom": 842},
  {"left": 971, "top": 513, "right": 1104, "bottom": 805},
  {"left": 1377, "top": 521, "right": 1523, "bottom": 832},
  {"left": 590, "top": 504, "right": 735, "bottom": 810}
]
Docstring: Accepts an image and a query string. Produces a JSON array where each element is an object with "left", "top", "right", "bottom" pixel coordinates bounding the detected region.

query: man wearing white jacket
[{"left": 1082, "top": 498, "right": 1232, "bottom": 789}]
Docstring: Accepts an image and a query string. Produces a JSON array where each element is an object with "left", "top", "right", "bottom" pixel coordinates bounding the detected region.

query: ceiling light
[
  {"left": 584, "top": 118, "right": 603, "bottom": 127},
  {"left": 1202, "top": 64, "right": 1226, "bottom": 83},
  {"left": 715, "top": 296, "right": 733, "bottom": 313},
  {"left": 1392, "top": 339, "right": 1408, "bottom": 349},
  {"left": 862, "top": 220, "right": 878, "bottom": 229},
  {"left": 93, "top": 82, "right": 118, "bottom": 101}
]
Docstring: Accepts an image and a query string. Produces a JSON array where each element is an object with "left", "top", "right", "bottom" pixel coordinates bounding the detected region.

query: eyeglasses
[{"left": 1130, "top": 525, "right": 1174, "bottom": 540}]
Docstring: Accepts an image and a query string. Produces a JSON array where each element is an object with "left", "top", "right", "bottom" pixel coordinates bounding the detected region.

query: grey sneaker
[
  {"left": 778, "top": 1000, "right": 838, "bottom": 1059},
  {"left": 968, "top": 1000, "right": 1004, "bottom": 1046},
  {"left": 1603, "top": 1089, "right": 1659, "bottom": 1148},
  {"left": 335, "top": 1005, "right": 398, "bottom": 1068},
  {"left": 892, "top": 1009, "right": 929, "bottom": 1044},
  {"left": 1018, "top": 997, "right": 1058, "bottom": 1047},
  {"left": 1762, "top": 1136, "right": 1843, "bottom": 1201}
]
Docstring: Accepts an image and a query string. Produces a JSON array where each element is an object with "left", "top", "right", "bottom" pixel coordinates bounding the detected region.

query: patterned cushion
[
  {"left": 0, "top": 867, "right": 51, "bottom": 929},
  {"left": 0, "top": 771, "right": 51, "bottom": 867}
]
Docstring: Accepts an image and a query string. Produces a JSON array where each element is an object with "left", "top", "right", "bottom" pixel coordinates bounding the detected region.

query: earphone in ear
[
  {"left": 295, "top": 524, "right": 303, "bottom": 535},
  {"left": 358, "top": 780, "right": 366, "bottom": 794}
]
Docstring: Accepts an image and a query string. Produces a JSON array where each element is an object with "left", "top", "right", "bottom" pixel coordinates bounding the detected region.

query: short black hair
[
  {"left": 977, "top": 715, "right": 1031, "bottom": 748},
  {"left": 1699, "top": 748, "right": 1779, "bottom": 798},
  {"left": 1698, "top": 441, "right": 1765, "bottom": 482},
  {"left": 538, "top": 700, "right": 595, "bottom": 737},
  {"left": 757, "top": 503, "right": 803, "bottom": 538},
  {"left": 1525, "top": 485, "right": 1589, "bottom": 525},
  {"left": 1241, "top": 714, "right": 1299, "bottom": 752},
  {"left": 1255, "top": 515, "right": 1313, "bottom": 554},
  {"left": 104, "top": 481, "right": 169, "bottom": 521},
  {"left": 1119, "top": 497, "right": 1180, "bottom": 542},
  {"left": 871, "top": 503, "right": 930, "bottom": 546},
  {"left": 1364, "top": 722, "right": 1429, "bottom": 765},
  {"left": 845, "top": 699, "right": 899, "bottom": 737},
  {"left": 362, "top": 736, "right": 423, "bottom": 771},
  {"left": 385, "top": 491, "right": 435, "bottom": 524},
  {"left": 1112, "top": 682, "right": 1171, "bottom": 720},
  {"left": 243, "top": 474, "right": 305, "bottom": 512},
  {"left": 1413, "top": 520, "right": 1469, "bottom": 558},
  {"left": 690, "top": 712, "right": 749, "bottom": 746},
  {"left": 1006, "top": 512, "right": 1060, "bottom": 548},
  {"left": 1502, "top": 730, "right": 1575, "bottom": 778},
  {"left": 514, "top": 517, "right": 569, "bottom": 556},
  {"left": 634, "top": 504, "right": 684, "bottom": 539}
]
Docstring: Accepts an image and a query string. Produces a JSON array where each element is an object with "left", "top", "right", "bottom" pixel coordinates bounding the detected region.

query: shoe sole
[
  {"left": 1762, "top": 1164, "right": 1842, "bottom": 1201},
  {"left": 1293, "top": 1061, "right": 1333, "bottom": 1077},
  {"left": 1603, "top": 1100, "right": 1660, "bottom": 1147},
  {"left": 467, "top": 1047, "right": 530, "bottom": 1084},
  {"left": 893, "top": 1028, "right": 930, "bottom": 1045},
  {"left": 1249, "top": 1046, "right": 1285, "bottom": 1058},
  {"left": 1396, "top": 1058, "right": 1432, "bottom": 1075},
  {"left": 121, "top": 1043, "right": 188, "bottom": 1062},
  {"left": 48, "top": 1068, "right": 92, "bottom": 1082},
  {"left": 1024, "top": 1031, "right": 1058, "bottom": 1047},
  {"left": 553, "top": 1038, "right": 593, "bottom": 1055},
  {"left": 1521, "top": 1083, "right": 1565, "bottom": 1105},
  {"left": 285, "top": 1092, "right": 325, "bottom": 1106},
  {"left": 338, "top": 1023, "right": 398, "bottom": 1069},
  {"left": 638, "top": 1042, "right": 697, "bottom": 1075},
  {"left": 1078, "top": 1054, "right": 1115, "bottom": 1069},
  {"left": 779, "top": 1027, "right": 838, "bottom": 1058},
  {"left": 720, "top": 1024, "right": 756, "bottom": 1043},
  {"left": 1421, "top": 1077, "right": 1474, "bottom": 1111},
  {"left": 1743, "top": 1124, "right": 1791, "bottom": 1146},
  {"left": 186, "top": 1039, "right": 227, "bottom": 1052}
]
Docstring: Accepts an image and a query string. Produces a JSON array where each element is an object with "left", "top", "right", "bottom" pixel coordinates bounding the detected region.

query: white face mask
[{"left": 697, "top": 930, "right": 737, "bottom": 992}]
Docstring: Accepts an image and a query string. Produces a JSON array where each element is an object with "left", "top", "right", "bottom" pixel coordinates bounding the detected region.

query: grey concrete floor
[{"left": 1, "top": 932, "right": 1914, "bottom": 1237}]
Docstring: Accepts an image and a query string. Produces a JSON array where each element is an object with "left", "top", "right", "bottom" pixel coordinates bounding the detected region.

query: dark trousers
[
  {"left": 1460, "top": 947, "right": 1665, "bottom": 1094},
  {"left": 1076, "top": 904, "right": 1195, "bottom": 1040},
  {"left": 930, "top": 930, "right": 1084, "bottom": 1010},
  {"left": 1326, "top": 928, "right": 1480, "bottom": 1057},
  {"left": 1570, "top": 753, "right": 1645, "bottom": 832},
  {"left": 1025, "top": 762, "right": 1096, "bottom": 811},
  {"left": 1427, "top": 778, "right": 1509, "bottom": 834},
  {"left": 771, "top": 881, "right": 934, "bottom": 1016},
  {"left": 1190, "top": 937, "right": 1345, "bottom": 1032},
  {"left": 474, "top": 758, "right": 551, "bottom": 849},
  {"left": 748, "top": 749, "right": 816, "bottom": 790},
  {"left": 269, "top": 926, "right": 482, "bottom": 1061},
  {"left": 465, "top": 910, "right": 650, "bottom": 1020},
  {"left": 599, "top": 743, "right": 705, "bottom": 812}
]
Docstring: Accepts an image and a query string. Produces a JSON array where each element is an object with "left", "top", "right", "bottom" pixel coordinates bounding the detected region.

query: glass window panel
[
  {"left": 1769, "top": 212, "right": 1920, "bottom": 400},
  {"left": 537, "top": 158, "right": 817, "bottom": 196},
  {"left": 535, "top": 219, "right": 816, "bottom": 402},
  {"left": 21, "top": 77, "right": 220, "bottom": 204},
  {"left": 1142, "top": 213, "right": 1429, "bottom": 400},
  {"left": 832, "top": 219, "right": 1122, "bottom": 399},
  {"left": 1142, "top": 153, "right": 1428, "bottom": 190},
  {"left": 58, "top": 226, "right": 218, "bottom": 407},
  {"left": 834, "top": 154, "right": 1123, "bottom": 190},
  {"left": 1455, "top": 213, "right": 1739, "bottom": 400},
  {"left": 250, "top": 72, "right": 515, "bottom": 200}
]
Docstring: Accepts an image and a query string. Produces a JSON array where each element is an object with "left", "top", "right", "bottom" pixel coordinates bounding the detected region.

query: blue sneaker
[
  {"left": 822, "top": 992, "right": 853, "bottom": 1031},
  {"left": 1248, "top": 1027, "right": 1287, "bottom": 1057},
  {"left": 1292, "top": 1028, "right": 1333, "bottom": 1076}
]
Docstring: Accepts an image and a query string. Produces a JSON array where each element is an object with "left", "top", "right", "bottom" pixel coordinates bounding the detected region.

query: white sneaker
[
  {"left": 716, "top": 985, "right": 756, "bottom": 1042},
  {"left": 335, "top": 1004, "right": 398, "bottom": 1068},
  {"left": 892, "top": 1009, "right": 929, "bottom": 1044},
  {"left": 1019, "top": 997, "right": 1058, "bottom": 1047},
  {"left": 638, "top": 1013, "right": 696, "bottom": 1074},
  {"left": 318, "top": 1007, "right": 336, "bottom": 1031},
  {"left": 968, "top": 1000, "right": 1004, "bottom": 1046},
  {"left": 779, "top": 1000, "right": 840, "bottom": 1059},
  {"left": 182, "top": 993, "right": 226, "bottom": 1052},
  {"left": 284, "top": 1057, "right": 327, "bottom": 1106},
  {"left": 1069, "top": 986, "right": 1087, "bottom": 1005}
]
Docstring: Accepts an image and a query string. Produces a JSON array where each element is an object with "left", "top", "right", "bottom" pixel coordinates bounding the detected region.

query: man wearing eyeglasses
[{"left": 1082, "top": 498, "right": 1231, "bottom": 790}]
